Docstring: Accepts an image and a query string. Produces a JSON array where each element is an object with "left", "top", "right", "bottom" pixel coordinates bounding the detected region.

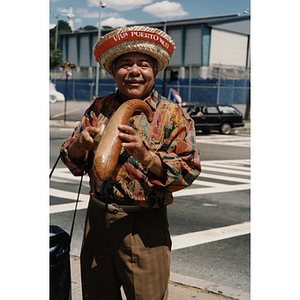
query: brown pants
[{"left": 80, "top": 196, "right": 172, "bottom": 300}]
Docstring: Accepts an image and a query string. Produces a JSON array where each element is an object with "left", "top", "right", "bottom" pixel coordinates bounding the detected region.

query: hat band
[{"left": 94, "top": 30, "right": 175, "bottom": 63}]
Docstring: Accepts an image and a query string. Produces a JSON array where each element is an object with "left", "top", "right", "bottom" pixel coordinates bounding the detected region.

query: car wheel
[
  {"left": 50, "top": 95, "right": 58, "bottom": 103},
  {"left": 220, "top": 122, "right": 232, "bottom": 135}
]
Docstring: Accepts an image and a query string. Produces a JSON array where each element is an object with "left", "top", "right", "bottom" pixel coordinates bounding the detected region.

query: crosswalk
[
  {"left": 170, "top": 158, "right": 251, "bottom": 251},
  {"left": 50, "top": 159, "right": 250, "bottom": 254},
  {"left": 196, "top": 134, "right": 250, "bottom": 147},
  {"left": 50, "top": 159, "right": 250, "bottom": 214}
]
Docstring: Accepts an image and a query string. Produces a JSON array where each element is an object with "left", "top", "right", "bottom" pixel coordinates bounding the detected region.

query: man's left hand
[{"left": 118, "top": 124, "right": 152, "bottom": 166}]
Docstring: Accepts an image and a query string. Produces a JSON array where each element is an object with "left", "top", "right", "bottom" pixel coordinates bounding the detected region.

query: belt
[{"left": 91, "top": 195, "right": 146, "bottom": 214}]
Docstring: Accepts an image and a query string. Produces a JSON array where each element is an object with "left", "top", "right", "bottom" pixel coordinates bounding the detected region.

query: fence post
[
  {"left": 231, "top": 66, "right": 236, "bottom": 105},
  {"left": 64, "top": 75, "right": 68, "bottom": 123},
  {"left": 245, "top": 81, "right": 251, "bottom": 120},
  {"left": 216, "top": 64, "right": 221, "bottom": 105},
  {"left": 90, "top": 83, "right": 94, "bottom": 102},
  {"left": 72, "top": 69, "right": 76, "bottom": 101},
  {"left": 188, "top": 65, "right": 192, "bottom": 103}
]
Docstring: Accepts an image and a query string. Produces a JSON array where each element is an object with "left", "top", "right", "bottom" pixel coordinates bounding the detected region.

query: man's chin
[
  {"left": 119, "top": 84, "right": 153, "bottom": 100},
  {"left": 121, "top": 89, "right": 145, "bottom": 100}
]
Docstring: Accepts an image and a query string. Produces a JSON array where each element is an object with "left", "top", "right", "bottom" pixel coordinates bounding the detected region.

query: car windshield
[{"left": 206, "top": 107, "right": 219, "bottom": 114}]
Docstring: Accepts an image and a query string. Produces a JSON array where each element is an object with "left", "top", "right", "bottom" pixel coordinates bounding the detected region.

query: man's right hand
[{"left": 68, "top": 127, "right": 100, "bottom": 162}]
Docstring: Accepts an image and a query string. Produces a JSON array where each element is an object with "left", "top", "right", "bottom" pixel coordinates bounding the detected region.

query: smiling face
[{"left": 111, "top": 52, "right": 159, "bottom": 101}]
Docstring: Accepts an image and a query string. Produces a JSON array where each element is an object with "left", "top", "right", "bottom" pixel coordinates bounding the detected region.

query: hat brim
[
  {"left": 99, "top": 40, "right": 171, "bottom": 74},
  {"left": 94, "top": 26, "right": 175, "bottom": 75}
]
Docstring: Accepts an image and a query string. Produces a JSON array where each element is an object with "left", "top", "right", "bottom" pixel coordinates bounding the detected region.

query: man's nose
[{"left": 129, "top": 64, "right": 140, "bottom": 75}]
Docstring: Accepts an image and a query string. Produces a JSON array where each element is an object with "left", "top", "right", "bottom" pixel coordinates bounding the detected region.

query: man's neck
[{"left": 116, "top": 87, "right": 155, "bottom": 103}]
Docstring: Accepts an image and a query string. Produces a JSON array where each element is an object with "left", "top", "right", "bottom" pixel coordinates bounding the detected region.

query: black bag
[
  {"left": 50, "top": 225, "right": 71, "bottom": 300},
  {"left": 49, "top": 154, "right": 83, "bottom": 300}
]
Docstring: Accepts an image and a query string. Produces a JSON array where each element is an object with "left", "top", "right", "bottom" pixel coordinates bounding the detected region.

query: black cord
[
  {"left": 69, "top": 173, "right": 84, "bottom": 243},
  {"left": 49, "top": 150, "right": 84, "bottom": 245},
  {"left": 49, "top": 153, "right": 61, "bottom": 179}
]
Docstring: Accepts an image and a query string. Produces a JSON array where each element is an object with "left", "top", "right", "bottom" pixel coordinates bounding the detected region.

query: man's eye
[{"left": 140, "top": 64, "right": 150, "bottom": 69}]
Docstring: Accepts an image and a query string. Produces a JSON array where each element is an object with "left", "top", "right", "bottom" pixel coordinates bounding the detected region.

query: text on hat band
[{"left": 94, "top": 30, "right": 175, "bottom": 63}]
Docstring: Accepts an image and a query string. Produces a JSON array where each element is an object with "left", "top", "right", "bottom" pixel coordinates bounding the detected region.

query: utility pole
[
  {"left": 95, "top": 2, "right": 106, "bottom": 96},
  {"left": 54, "top": 15, "right": 59, "bottom": 50},
  {"left": 60, "top": 61, "right": 76, "bottom": 123},
  {"left": 161, "top": 21, "right": 167, "bottom": 97}
]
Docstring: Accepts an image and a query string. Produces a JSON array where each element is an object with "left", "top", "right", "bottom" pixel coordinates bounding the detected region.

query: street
[{"left": 50, "top": 101, "right": 250, "bottom": 295}]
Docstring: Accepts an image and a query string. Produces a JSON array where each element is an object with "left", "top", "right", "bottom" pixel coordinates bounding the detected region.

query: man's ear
[
  {"left": 111, "top": 66, "right": 116, "bottom": 78},
  {"left": 153, "top": 68, "right": 159, "bottom": 79}
]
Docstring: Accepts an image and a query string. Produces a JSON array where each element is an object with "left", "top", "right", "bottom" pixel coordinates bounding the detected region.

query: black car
[{"left": 185, "top": 105, "right": 244, "bottom": 134}]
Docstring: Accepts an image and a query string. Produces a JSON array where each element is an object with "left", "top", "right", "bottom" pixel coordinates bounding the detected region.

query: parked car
[
  {"left": 185, "top": 105, "right": 244, "bottom": 134},
  {"left": 49, "top": 81, "right": 65, "bottom": 103}
]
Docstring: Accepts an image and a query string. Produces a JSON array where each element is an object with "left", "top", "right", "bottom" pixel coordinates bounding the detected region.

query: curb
[
  {"left": 170, "top": 272, "right": 250, "bottom": 300},
  {"left": 50, "top": 120, "right": 80, "bottom": 128}
]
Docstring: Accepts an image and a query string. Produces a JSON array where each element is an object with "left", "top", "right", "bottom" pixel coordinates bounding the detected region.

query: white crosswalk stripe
[
  {"left": 196, "top": 134, "right": 250, "bottom": 147},
  {"left": 50, "top": 168, "right": 89, "bottom": 183},
  {"left": 49, "top": 188, "right": 89, "bottom": 214},
  {"left": 171, "top": 221, "right": 250, "bottom": 250}
]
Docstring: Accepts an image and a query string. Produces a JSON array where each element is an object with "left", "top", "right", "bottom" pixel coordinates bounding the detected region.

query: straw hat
[{"left": 93, "top": 26, "right": 176, "bottom": 74}]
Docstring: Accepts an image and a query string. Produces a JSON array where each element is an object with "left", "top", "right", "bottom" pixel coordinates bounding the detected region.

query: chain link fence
[{"left": 50, "top": 64, "right": 250, "bottom": 117}]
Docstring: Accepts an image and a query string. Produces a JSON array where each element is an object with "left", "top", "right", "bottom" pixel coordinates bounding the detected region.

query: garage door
[{"left": 209, "top": 29, "right": 248, "bottom": 67}]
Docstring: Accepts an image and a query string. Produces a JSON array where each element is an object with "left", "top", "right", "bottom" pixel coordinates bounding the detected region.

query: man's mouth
[{"left": 124, "top": 78, "right": 145, "bottom": 84}]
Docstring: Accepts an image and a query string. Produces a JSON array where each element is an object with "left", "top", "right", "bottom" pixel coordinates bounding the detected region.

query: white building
[{"left": 59, "top": 14, "right": 250, "bottom": 80}]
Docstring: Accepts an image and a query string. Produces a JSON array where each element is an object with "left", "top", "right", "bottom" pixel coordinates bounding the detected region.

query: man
[{"left": 61, "top": 26, "right": 201, "bottom": 300}]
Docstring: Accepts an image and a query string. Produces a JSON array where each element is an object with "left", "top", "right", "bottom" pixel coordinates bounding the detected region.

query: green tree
[
  {"left": 50, "top": 48, "right": 62, "bottom": 68},
  {"left": 50, "top": 20, "right": 72, "bottom": 68},
  {"left": 83, "top": 25, "right": 98, "bottom": 31},
  {"left": 77, "top": 25, "right": 98, "bottom": 31}
]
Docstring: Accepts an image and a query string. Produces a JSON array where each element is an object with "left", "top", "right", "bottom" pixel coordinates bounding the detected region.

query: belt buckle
[{"left": 111, "top": 203, "right": 119, "bottom": 214}]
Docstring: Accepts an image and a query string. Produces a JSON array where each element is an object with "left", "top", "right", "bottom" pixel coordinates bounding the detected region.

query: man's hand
[
  {"left": 76, "top": 127, "right": 101, "bottom": 151},
  {"left": 68, "top": 126, "right": 100, "bottom": 162},
  {"left": 118, "top": 124, "right": 167, "bottom": 179},
  {"left": 118, "top": 124, "right": 151, "bottom": 164}
]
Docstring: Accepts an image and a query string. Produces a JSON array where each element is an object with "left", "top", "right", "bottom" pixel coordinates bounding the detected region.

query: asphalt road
[{"left": 49, "top": 101, "right": 250, "bottom": 295}]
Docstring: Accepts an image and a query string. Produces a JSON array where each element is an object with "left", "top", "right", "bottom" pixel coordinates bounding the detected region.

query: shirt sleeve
[
  {"left": 60, "top": 102, "right": 97, "bottom": 176},
  {"left": 147, "top": 103, "right": 201, "bottom": 193}
]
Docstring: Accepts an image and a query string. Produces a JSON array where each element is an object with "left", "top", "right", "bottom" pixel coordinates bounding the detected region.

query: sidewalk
[{"left": 70, "top": 256, "right": 250, "bottom": 300}]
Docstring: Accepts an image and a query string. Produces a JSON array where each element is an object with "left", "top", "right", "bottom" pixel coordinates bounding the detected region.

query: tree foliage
[
  {"left": 49, "top": 20, "right": 72, "bottom": 68},
  {"left": 49, "top": 21, "right": 102, "bottom": 68},
  {"left": 81, "top": 25, "right": 98, "bottom": 31}
]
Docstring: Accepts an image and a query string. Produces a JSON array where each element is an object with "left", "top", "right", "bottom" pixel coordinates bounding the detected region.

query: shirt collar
[{"left": 144, "top": 87, "right": 163, "bottom": 111}]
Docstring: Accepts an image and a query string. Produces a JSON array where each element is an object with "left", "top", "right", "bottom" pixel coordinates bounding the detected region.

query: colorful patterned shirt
[{"left": 60, "top": 88, "right": 201, "bottom": 208}]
